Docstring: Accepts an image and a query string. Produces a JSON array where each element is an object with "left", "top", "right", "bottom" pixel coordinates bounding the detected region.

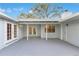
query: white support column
[
  {"left": 41, "top": 24, "right": 42, "bottom": 38},
  {"left": 66, "top": 24, "right": 68, "bottom": 41},
  {"left": 27, "top": 24, "right": 28, "bottom": 40},
  {"left": 61, "top": 24, "right": 63, "bottom": 40},
  {"left": 46, "top": 24, "right": 47, "bottom": 40}
]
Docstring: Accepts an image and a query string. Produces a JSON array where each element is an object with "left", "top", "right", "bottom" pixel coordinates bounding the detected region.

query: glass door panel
[
  {"left": 29, "top": 26, "right": 32, "bottom": 35},
  {"left": 33, "top": 27, "right": 36, "bottom": 35},
  {"left": 29, "top": 26, "right": 37, "bottom": 36}
]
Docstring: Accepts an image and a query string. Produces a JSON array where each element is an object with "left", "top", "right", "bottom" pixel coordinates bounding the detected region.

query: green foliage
[{"left": 18, "top": 3, "right": 64, "bottom": 19}]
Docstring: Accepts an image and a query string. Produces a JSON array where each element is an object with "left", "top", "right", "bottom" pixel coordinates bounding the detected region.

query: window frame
[
  {"left": 14, "top": 25, "right": 17, "bottom": 38},
  {"left": 29, "top": 26, "right": 37, "bottom": 35},
  {"left": 7, "top": 23, "right": 12, "bottom": 40},
  {"left": 45, "top": 24, "right": 55, "bottom": 33}
]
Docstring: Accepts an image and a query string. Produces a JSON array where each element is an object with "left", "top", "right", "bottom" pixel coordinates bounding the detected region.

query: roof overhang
[
  {"left": 18, "top": 21, "right": 60, "bottom": 24},
  {"left": 18, "top": 18, "right": 60, "bottom": 21},
  {"left": 0, "top": 12, "right": 16, "bottom": 22},
  {"left": 0, "top": 12, "right": 79, "bottom": 24},
  {"left": 59, "top": 13, "right": 79, "bottom": 23}
]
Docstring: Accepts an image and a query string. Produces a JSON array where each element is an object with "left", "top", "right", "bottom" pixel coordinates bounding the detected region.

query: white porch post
[
  {"left": 61, "top": 24, "right": 63, "bottom": 40},
  {"left": 41, "top": 24, "right": 42, "bottom": 38},
  {"left": 66, "top": 24, "right": 68, "bottom": 41},
  {"left": 27, "top": 24, "right": 28, "bottom": 40},
  {"left": 46, "top": 24, "right": 47, "bottom": 40}
]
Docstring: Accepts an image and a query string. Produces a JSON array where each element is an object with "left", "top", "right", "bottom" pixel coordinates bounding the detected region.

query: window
[
  {"left": 7, "top": 23, "right": 12, "bottom": 40},
  {"left": 45, "top": 24, "right": 55, "bottom": 33},
  {"left": 14, "top": 25, "right": 17, "bottom": 38}
]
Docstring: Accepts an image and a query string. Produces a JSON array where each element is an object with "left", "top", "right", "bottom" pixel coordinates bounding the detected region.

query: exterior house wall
[
  {"left": 4, "top": 20, "right": 16, "bottom": 43},
  {"left": 2, "top": 20, "right": 22, "bottom": 49},
  {"left": 17, "top": 24, "right": 24, "bottom": 39},
  {"left": 62, "top": 19, "right": 79, "bottom": 47},
  {"left": 57, "top": 24, "right": 61, "bottom": 39},
  {"left": 0, "top": 19, "right": 5, "bottom": 49},
  {"left": 21, "top": 24, "right": 61, "bottom": 39},
  {"left": 0, "top": 19, "right": 19, "bottom": 49}
]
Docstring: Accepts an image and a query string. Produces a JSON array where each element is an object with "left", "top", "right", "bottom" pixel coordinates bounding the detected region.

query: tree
[
  {"left": 26, "top": 13, "right": 37, "bottom": 18},
  {"left": 19, "top": 3, "right": 64, "bottom": 19},
  {"left": 18, "top": 13, "right": 27, "bottom": 19},
  {"left": 30, "top": 3, "right": 63, "bottom": 19}
]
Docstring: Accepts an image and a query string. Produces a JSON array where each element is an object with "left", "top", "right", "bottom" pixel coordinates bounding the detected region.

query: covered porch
[{"left": 17, "top": 21, "right": 61, "bottom": 40}]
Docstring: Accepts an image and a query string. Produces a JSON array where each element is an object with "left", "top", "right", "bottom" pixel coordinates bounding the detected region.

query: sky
[{"left": 0, "top": 3, "right": 79, "bottom": 19}]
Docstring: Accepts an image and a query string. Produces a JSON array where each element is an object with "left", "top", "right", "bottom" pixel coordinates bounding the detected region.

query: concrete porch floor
[{"left": 0, "top": 38, "right": 79, "bottom": 56}]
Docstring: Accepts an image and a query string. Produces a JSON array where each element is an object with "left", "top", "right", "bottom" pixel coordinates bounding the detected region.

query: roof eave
[
  {"left": 59, "top": 13, "right": 79, "bottom": 23},
  {"left": 0, "top": 12, "right": 16, "bottom": 22}
]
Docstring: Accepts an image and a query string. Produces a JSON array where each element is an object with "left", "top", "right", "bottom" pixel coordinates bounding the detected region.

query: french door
[{"left": 28, "top": 26, "right": 37, "bottom": 36}]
